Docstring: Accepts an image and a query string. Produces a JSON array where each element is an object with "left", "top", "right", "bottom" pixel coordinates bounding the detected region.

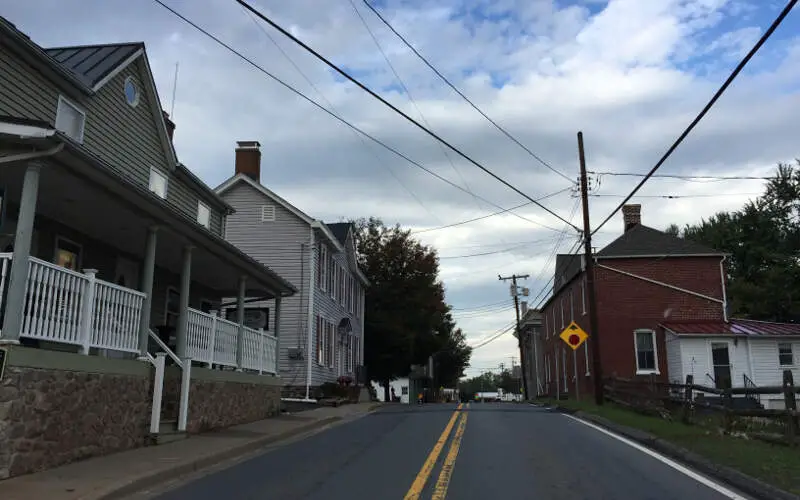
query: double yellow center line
[{"left": 404, "top": 403, "right": 470, "bottom": 500}]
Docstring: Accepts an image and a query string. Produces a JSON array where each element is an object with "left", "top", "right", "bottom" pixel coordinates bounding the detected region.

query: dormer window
[
  {"left": 55, "top": 95, "right": 85, "bottom": 143},
  {"left": 124, "top": 76, "right": 140, "bottom": 107}
]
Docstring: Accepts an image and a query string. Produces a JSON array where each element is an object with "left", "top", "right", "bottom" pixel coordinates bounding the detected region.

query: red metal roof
[{"left": 662, "top": 319, "right": 800, "bottom": 336}]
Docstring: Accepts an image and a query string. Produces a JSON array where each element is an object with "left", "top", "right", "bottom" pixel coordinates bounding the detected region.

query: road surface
[{"left": 148, "top": 402, "right": 750, "bottom": 499}]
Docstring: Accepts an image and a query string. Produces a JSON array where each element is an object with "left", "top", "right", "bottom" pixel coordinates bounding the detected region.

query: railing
[
  {"left": 743, "top": 373, "right": 761, "bottom": 405},
  {"left": 186, "top": 307, "right": 277, "bottom": 374},
  {"left": 0, "top": 254, "right": 145, "bottom": 353}
]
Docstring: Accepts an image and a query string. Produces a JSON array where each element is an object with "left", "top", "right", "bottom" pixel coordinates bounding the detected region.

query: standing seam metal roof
[
  {"left": 662, "top": 319, "right": 800, "bottom": 336},
  {"left": 44, "top": 43, "right": 143, "bottom": 88}
]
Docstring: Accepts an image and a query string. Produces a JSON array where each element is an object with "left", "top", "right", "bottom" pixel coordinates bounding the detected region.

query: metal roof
[
  {"left": 597, "top": 224, "right": 722, "bottom": 258},
  {"left": 325, "top": 222, "right": 352, "bottom": 246},
  {"left": 44, "top": 43, "right": 142, "bottom": 89},
  {"left": 662, "top": 319, "right": 800, "bottom": 336}
]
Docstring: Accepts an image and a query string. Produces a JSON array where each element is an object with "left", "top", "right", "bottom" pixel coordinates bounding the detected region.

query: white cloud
[{"left": 5, "top": 0, "right": 798, "bottom": 375}]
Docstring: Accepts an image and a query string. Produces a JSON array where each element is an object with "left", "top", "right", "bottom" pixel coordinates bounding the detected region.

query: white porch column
[
  {"left": 137, "top": 225, "right": 158, "bottom": 357},
  {"left": 175, "top": 245, "right": 193, "bottom": 358},
  {"left": 1, "top": 161, "right": 42, "bottom": 342},
  {"left": 235, "top": 275, "right": 246, "bottom": 370},
  {"left": 274, "top": 296, "right": 282, "bottom": 373}
]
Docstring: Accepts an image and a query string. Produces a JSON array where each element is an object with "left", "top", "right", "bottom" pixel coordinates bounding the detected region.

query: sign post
[{"left": 559, "top": 321, "right": 589, "bottom": 401}]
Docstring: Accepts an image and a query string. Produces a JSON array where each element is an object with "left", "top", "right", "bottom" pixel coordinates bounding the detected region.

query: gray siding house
[{"left": 216, "top": 143, "right": 369, "bottom": 399}]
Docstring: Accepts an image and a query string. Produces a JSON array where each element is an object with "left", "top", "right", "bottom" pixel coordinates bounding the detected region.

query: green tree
[
  {"left": 352, "top": 217, "right": 461, "bottom": 400},
  {"left": 431, "top": 318, "right": 472, "bottom": 388},
  {"left": 673, "top": 161, "right": 800, "bottom": 321}
]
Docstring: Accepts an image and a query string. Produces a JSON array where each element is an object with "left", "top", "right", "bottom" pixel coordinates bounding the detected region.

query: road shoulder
[
  {"left": 0, "top": 402, "right": 383, "bottom": 500},
  {"left": 553, "top": 406, "right": 799, "bottom": 500}
]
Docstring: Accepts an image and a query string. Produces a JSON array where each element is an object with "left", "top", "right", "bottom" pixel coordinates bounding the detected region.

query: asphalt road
[{"left": 149, "top": 402, "right": 751, "bottom": 500}]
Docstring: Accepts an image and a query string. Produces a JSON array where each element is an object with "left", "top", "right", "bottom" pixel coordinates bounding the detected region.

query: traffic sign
[{"left": 559, "top": 321, "right": 588, "bottom": 350}]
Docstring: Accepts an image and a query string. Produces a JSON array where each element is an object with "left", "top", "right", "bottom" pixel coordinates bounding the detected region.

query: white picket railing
[
  {"left": 186, "top": 307, "right": 277, "bottom": 374},
  {"left": 0, "top": 254, "right": 145, "bottom": 353}
]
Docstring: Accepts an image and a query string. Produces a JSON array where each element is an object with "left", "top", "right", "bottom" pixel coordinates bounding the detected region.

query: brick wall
[{"left": 541, "top": 255, "right": 725, "bottom": 399}]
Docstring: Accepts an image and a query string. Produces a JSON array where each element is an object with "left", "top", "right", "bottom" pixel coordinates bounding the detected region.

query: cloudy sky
[{"left": 5, "top": 0, "right": 799, "bottom": 376}]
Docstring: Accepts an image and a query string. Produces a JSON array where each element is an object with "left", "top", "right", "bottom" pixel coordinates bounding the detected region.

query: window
[
  {"left": 54, "top": 236, "right": 82, "bottom": 271},
  {"left": 634, "top": 329, "right": 658, "bottom": 374},
  {"left": 124, "top": 76, "right": 140, "bottom": 107},
  {"left": 165, "top": 288, "right": 180, "bottom": 328},
  {"left": 316, "top": 315, "right": 324, "bottom": 365},
  {"left": 55, "top": 95, "right": 86, "bottom": 142},
  {"left": 338, "top": 265, "right": 345, "bottom": 306},
  {"left": 149, "top": 168, "right": 168, "bottom": 199},
  {"left": 199, "top": 300, "right": 214, "bottom": 314},
  {"left": 401, "top": 386, "right": 409, "bottom": 396},
  {"left": 197, "top": 201, "right": 210, "bottom": 228},
  {"left": 327, "top": 320, "right": 335, "bottom": 368},
  {"left": 778, "top": 343, "right": 794, "bottom": 366},
  {"left": 328, "top": 254, "right": 336, "bottom": 296},
  {"left": 318, "top": 245, "right": 329, "bottom": 291},
  {"left": 261, "top": 204, "right": 275, "bottom": 222}
]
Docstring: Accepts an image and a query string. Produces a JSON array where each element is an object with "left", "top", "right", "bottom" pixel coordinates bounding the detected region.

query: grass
[{"left": 543, "top": 398, "right": 800, "bottom": 496}]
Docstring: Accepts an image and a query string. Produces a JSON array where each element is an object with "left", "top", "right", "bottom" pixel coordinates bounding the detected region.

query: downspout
[
  {"left": 719, "top": 255, "right": 728, "bottom": 322},
  {"left": 304, "top": 228, "right": 316, "bottom": 401},
  {"left": 0, "top": 143, "right": 64, "bottom": 165}
]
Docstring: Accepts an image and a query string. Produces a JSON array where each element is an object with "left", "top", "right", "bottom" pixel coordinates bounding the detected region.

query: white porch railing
[
  {"left": 0, "top": 254, "right": 145, "bottom": 353},
  {"left": 186, "top": 307, "right": 277, "bottom": 374}
]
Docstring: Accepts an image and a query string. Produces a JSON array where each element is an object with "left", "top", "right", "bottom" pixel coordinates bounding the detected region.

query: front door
[{"left": 711, "top": 342, "right": 732, "bottom": 389}]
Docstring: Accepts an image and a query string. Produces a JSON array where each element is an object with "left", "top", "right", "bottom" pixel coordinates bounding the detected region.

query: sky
[{"left": 4, "top": 0, "right": 799, "bottom": 377}]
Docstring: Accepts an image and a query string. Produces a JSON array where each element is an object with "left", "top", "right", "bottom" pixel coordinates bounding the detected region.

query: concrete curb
[
  {"left": 98, "top": 416, "right": 343, "bottom": 500},
  {"left": 557, "top": 407, "right": 799, "bottom": 500}
]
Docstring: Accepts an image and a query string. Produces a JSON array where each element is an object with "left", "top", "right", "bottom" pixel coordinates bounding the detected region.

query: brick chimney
[
  {"left": 235, "top": 141, "right": 261, "bottom": 183},
  {"left": 162, "top": 110, "right": 175, "bottom": 141},
  {"left": 622, "top": 204, "right": 641, "bottom": 232}
]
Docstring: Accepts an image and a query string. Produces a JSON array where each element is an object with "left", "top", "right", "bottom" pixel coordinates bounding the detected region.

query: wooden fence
[{"left": 604, "top": 370, "right": 799, "bottom": 447}]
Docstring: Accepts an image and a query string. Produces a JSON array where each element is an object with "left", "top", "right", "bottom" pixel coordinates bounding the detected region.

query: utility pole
[
  {"left": 498, "top": 273, "right": 530, "bottom": 400},
  {"left": 578, "top": 131, "right": 604, "bottom": 405}
]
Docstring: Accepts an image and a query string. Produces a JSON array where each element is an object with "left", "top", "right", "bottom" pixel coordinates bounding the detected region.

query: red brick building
[{"left": 539, "top": 204, "right": 728, "bottom": 399}]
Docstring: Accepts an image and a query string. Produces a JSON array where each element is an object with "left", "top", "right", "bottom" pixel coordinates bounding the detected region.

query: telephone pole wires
[
  {"left": 499, "top": 273, "right": 530, "bottom": 400},
  {"left": 578, "top": 132, "right": 604, "bottom": 405}
]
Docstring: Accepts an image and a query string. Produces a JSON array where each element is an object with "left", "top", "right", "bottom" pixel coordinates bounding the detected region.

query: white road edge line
[{"left": 562, "top": 414, "right": 748, "bottom": 500}]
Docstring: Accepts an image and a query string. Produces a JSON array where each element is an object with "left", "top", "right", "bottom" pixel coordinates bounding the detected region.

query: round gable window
[{"left": 124, "top": 76, "right": 140, "bottom": 107}]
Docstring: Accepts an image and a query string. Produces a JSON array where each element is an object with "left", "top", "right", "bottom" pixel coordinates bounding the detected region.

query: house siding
[
  {"left": 0, "top": 43, "right": 59, "bottom": 123},
  {"left": 219, "top": 181, "right": 313, "bottom": 382},
  {"left": 541, "top": 255, "right": 725, "bottom": 399},
  {"left": 665, "top": 331, "right": 683, "bottom": 383}
]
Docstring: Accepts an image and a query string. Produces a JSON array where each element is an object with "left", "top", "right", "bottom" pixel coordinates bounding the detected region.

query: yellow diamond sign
[{"left": 559, "top": 321, "right": 588, "bottom": 350}]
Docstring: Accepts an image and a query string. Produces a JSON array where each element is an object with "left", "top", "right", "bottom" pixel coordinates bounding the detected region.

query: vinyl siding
[
  {"left": 665, "top": 332, "right": 683, "bottom": 383},
  {"left": 0, "top": 43, "right": 59, "bottom": 122},
  {"left": 219, "top": 181, "right": 313, "bottom": 382},
  {"left": 750, "top": 338, "right": 800, "bottom": 408}
]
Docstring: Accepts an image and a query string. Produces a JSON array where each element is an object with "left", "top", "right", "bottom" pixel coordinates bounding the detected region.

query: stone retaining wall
[
  {"left": 0, "top": 346, "right": 151, "bottom": 479},
  {"left": 162, "top": 367, "right": 281, "bottom": 433}
]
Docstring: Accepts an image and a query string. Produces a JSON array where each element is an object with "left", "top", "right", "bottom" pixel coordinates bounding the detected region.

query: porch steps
[{"left": 148, "top": 419, "right": 188, "bottom": 445}]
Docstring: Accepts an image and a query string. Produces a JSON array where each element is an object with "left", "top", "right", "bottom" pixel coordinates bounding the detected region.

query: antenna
[{"left": 170, "top": 62, "right": 179, "bottom": 117}]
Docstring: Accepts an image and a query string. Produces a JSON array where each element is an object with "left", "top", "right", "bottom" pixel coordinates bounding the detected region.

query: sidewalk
[{"left": 1, "top": 402, "right": 382, "bottom": 500}]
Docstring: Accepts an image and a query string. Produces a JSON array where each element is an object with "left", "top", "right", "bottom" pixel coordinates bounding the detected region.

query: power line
[
  {"left": 235, "top": 0, "right": 580, "bottom": 232},
  {"left": 590, "top": 171, "right": 772, "bottom": 181},
  {"left": 450, "top": 299, "right": 513, "bottom": 311},
  {"left": 592, "top": 0, "right": 798, "bottom": 236},
  {"left": 439, "top": 238, "right": 563, "bottom": 259},
  {"left": 591, "top": 192, "right": 761, "bottom": 199},
  {"left": 470, "top": 324, "right": 515, "bottom": 350},
  {"left": 411, "top": 187, "right": 572, "bottom": 234},
  {"left": 152, "top": 0, "right": 563, "bottom": 233},
  {"left": 361, "top": 0, "right": 573, "bottom": 184},
  {"left": 239, "top": 6, "right": 444, "bottom": 225}
]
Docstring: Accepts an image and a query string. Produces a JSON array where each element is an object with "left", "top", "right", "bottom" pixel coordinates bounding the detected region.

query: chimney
[
  {"left": 162, "top": 110, "right": 175, "bottom": 142},
  {"left": 235, "top": 141, "right": 261, "bottom": 183},
  {"left": 622, "top": 204, "right": 641, "bottom": 232}
]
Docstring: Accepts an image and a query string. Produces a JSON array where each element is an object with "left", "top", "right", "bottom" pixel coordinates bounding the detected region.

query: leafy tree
[
  {"left": 351, "top": 217, "right": 470, "bottom": 400},
  {"left": 671, "top": 161, "right": 800, "bottom": 321},
  {"left": 431, "top": 320, "right": 472, "bottom": 388}
]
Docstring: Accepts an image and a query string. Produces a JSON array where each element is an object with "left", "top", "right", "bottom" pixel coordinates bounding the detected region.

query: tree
[
  {"left": 431, "top": 320, "right": 472, "bottom": 387},
  {"left": 352, "top": 217, "right": 470, "bottom": 400},
  {"left": 670, "top": 161, "right": 800, "bottom": 321}
]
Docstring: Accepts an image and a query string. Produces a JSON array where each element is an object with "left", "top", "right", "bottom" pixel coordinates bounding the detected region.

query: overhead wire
[
  {"left": 591, "top": 0, "right": 798, "bottom": 236},
  {"left": 239, "top": 6, "right": 444, "bottom": 225},
  {"left": 591, "top": 192, "right": 762, "bottom": 199},
  {"left": 360, "top": 0, "right": 574, "bottom": 184},
  {"left": 152, "top": 0, "right": 565, "bottom": 233},
  {"left": 235, "top": 0, "right": 581, "bottom": 232},
  {"left": 590, "top": 171, "right": 772, "bottom": 182}
]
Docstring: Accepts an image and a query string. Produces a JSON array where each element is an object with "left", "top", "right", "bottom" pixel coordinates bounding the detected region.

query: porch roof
[
  {"left": 0, "top": 119, "right": 297, "bottom": 298},
  {"left": 662, "top": 319, "right": 800, "bottom": 337}
]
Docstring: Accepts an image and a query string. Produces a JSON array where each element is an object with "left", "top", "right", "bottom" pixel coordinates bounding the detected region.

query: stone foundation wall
[
  {"left": 0, "top": 346, "right": 151, "bottom": 479},
  {"left": 162, "top": 367, "right": 281, "bottom": 433}
]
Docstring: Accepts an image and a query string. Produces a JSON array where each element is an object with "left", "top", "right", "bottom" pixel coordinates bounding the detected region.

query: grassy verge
[{"left": 543, "top": 398, "right": 800, "bottom": 496}]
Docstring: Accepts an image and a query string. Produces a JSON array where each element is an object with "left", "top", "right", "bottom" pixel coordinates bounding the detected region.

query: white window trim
[
  {"left": 123, "top": 76, "right": 141, "bottom": 107},
  {"left": 197, "top": 200, "right": 210, "bottom": 228},
  {"left": 149, "top": 167, "right": 168, "bottom": 199},
  {"left": 320, "top": 245, "right": 329, "bottom": 292},
  {"left": 581, "top": 277, "right": 587, "bottom": 315},
  {"left": 778, "top": 342, "right": 795, "bottom": 367},
  {"left": 634, "top": 329, "right": 660, "bottom": 375},
  {"left": 55, "top": 95, "right": 86, "bottom": 143}
]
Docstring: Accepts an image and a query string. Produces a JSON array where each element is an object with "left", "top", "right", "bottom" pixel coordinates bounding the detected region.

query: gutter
[
  {"left": 0, "top": 142, "right": 64, "bottom": 165},
  {"left": 719, "top": 255, "right": 728, "bottom": 322}
]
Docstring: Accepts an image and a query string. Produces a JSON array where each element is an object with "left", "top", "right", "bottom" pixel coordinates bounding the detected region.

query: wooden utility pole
[
  {"left": 498, "top": 273, "right": 530, "bottom": 400},
  {"left": 578, "top": 131, "right": 604, "bottom": 405}
]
